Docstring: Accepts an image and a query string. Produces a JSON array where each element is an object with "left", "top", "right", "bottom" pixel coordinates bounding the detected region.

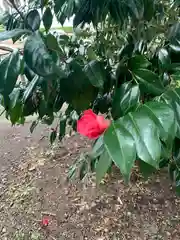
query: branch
[{"left": 0, "top": 45, "right": 23, "bottom": 56}]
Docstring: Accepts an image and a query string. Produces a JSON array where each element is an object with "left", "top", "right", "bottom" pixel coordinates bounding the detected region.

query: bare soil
[{"left": 0, "top": 121, "right": 180, "bottom": 240}]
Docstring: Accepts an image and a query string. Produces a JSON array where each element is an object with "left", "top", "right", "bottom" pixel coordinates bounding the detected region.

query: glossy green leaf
[
  {"left": 0, "top": 29, "right": 31, "bottom": 41},
  {"left": 23, "top": 75, "right": 39, "bottom": 102},
  {"left": 139, "top": 160, "right": 156, "bottom": 179},
  {"left": 84, "top": 60, "right": 106, "bottom": 88},
  {"left": 158, "top": 48, "right": 170, "bottom": 70},
  {"left": 25, "top": 10, "right": 41, "bottom": 31},
  {"left": 43, "top": 7, "right": 53, "bottom": 32},
  {"left": 133, "top": 68, "right": 165, "bottom": 95},
  {"left": 30, "top": 120, "right": 39, "bottom": 133},
  {"left": 9, "top": 101, "right": 22, "bottom": 124},
  {"left": 129, "top": 55, "right": 150, "bottom": 70},
  {"left": 0, "top": 50, "right": 21, "bottom": 96},
  {"left": 112, "top": 82, "right": 140, "bottom": 119},
  {"left": 91, "top": 136, "right": 104, "bottom": 159},
  {"left": 54, "top": 0, "right": 66, "bottom": 23},
  {"left": 120, "top": 106, "right": 162, "bottom": 168},
  {"left": 9, "top": 88, "right": 21, "bottom": 109},
  {"left": 104, "top": 121, "right": 136, "bottom": 182},
  {"left": 96, "top": 149, "right": 112, "bottom": 184},
  {"left": 79, "top": 160, "right": 88, "bottom": 180},
  {"left": 24, "top": 32, "right": 54, "bottom": 76},
  {"left": 160, "top": 88, "right": 180, "bottom": 138},
  {"left": 139, "top": 101, "right": 176, "bottom": 143},
  {"left": 59, "top": 117, "right": 66, "bottom": 140},
  {"left": 46, "top": 34, "right": 61, "bottom": 52},
  {"left": 127, "top": 0, "right": 144, "bottom": 20}
]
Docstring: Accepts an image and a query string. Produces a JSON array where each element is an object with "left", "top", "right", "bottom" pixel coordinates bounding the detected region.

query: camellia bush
[{"left": 1, "top": 0, "right": 180, "bottom": 193}]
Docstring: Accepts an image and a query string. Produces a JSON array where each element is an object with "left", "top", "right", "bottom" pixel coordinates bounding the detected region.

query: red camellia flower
[{"left": 77, "top": 109, "right": 111, "bottom": 139}]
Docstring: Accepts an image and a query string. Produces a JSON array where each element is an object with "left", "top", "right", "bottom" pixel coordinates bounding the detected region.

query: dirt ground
[{"left": 0, "top": 121, "right": 180, "bottom": 240}]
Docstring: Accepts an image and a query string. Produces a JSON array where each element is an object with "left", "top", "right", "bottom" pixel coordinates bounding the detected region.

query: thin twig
[{"left": 0, "top": 109, "right": 5, "bottom": 116}]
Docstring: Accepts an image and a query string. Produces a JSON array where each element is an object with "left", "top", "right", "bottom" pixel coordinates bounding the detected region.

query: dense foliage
[{"left": 1, "top": 0, "right": 180, "bottom": 193}]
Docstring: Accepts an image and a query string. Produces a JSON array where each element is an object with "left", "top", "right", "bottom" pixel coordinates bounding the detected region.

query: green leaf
[
  {"left": 25, "top": 10, "right": 41, "bottom": 31},
  {"left": 9, "top": 88, "right": 21, "bottom": 109},
  {"left": 79, "top": 160, "right": 88, "bottom": 180},
  {"left": 120, "top": 105, "right": 162, "bottom": 168},
  {"left": 160, "top": 88, "right": 180, "bottom": 138},
  {"left": 54, "top": 0, "right": 66, "bottom": 22},
  {"left": 9, "top": 101, "right": 22, "bottom": 124},
  {"left": 46, "top": 33, "right": 61, "bottom": 51},
  {"left": 91, "top": 136, "right": 104, "bottom": 159},
  {"left": 104, "top": 121, "right": 136, "bottom": 183},
  {"left": 43, "top": 7, "right": 53, "bottom": 32},
  {"left": 84, "top": 60, "right": 106, "bottom": 88},
  {"left": 158, "top": 48, "right": 171, "bottom": 70},
  {"left": 0, "top": 29, "right": 31, "bottom": 41},
  {"left": 128, "top": 0, "right": 144, "bottom": 20},
  {"left": 59, "top": 117, "right": 66, "bottom": 140},
  {"left": 129, "top": 55, "right": 151, "bottom": 70},
  {"left": 139, "top": 102, "right": 176, "bottom": 143},
  {"left": 112, "top": 82, "right": 140, "bottom": 119},
  {"left": 143, "top": 0, "right": 154, "bottom": 21},
  {"left": 96, "top": 149, "right": 112, "bottom": 184},
  {"left": 133, "top": 68, "right": 165, "bottom": 95},
  {"left": 30, "top": 120, "right": 38, "bottom": 133},
  {"left": 0, "top": 50, "right": 21, "bottom": 96},
  {"left": 50, "top": 130, "right": 57, "bottom": 144},
  {"left": 139, "top": 160, "right": 156, "bottom": 179},
  {"left": 24, "top": 32, "right": 54, "bottom": 76},
  {"left": 23, "top": 75, "right": 39, "bottom": 102}
]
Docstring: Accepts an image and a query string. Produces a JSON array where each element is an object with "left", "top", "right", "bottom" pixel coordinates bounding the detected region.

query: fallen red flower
[
  {"left": 41, "top": 217, "right": 49, "bottom": 227},
  {"left": 77, "top": 109, "right": 111, "bottom": 139}
]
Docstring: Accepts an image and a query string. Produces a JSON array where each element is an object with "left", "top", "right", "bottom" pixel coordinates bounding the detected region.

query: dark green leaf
[
  {"left": 160, "top": 88, "right": 180, "bottom": 138},
  {"left": 9, "top": 101, "right": 22, "bottom": 124},
  {"left": 30, "top": 120, "right": 38, "bottom": 133},
  {"left": 79, "top": 160, "right": 88, "bottom": 180},
  {"left": 120, "top": 105, "right": 162, "bottom": 168},
  {"left": 129, "top": 55, "right": 151, "bottom": 70},
  {"left": 46, "top": 33, "right": 61, "bottom": 51},
  {"left": 133, "top": 69, "right": 165, "bottom": 95},
  {"left": 0, "top": 50, "right": 21, "bottom": 96},
  {"left": 23, "top": 75, "right": 39, "bottom": 102},
  {"left": 43, "top": 7, "right": 53, "bottom": 32},
  {"left": 59, "top": 117, "right": 66, "bottom": 140},
  {"left": 128, "top": 0, "right": 144, "bottom": 20},
  {"left": 84, "top": 60, "right": 106, "bottom": 88},
  {"left": 158, "top": 48, "right": 170, "bottom": 70},
  {"left": 9, "top": 88, "right": 21, "bottom": 109},
  {"left": 96, "top": 150, "right": 112, "bottom": 184},
  {"left": 140, "top": 102, "right": 176, "bottom": 143},
  {"left": 50, "top": 130, "right": 57, "bottom": 144},
  {"left": 0, "top": 29, "right": 31, "bottom": 41},
  {"left": 104, "top": 121, "right": 136, "bottom": 183},
  {"left": 139, "top": 160, "right": 156, "bottom": 179},
  {"left": 112, "top": 82, "right": 140, "bottom": 118},
  {"left": 24, "top": 32, "right": 54, "bottom": 76},
  {"left": 91, "top": 136, "right": 104, "bottom": 159},
  {"left": 25, "top": 9, "right": 41, "bottom": 31}
]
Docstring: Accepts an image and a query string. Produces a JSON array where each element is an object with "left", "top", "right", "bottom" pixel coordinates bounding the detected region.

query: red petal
[{"left": 83, "top": 109, "right": 97, "bottom": 119}]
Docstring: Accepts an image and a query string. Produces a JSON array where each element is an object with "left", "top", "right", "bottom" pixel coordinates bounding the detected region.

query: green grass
[{"left": 0, "top": 26, "right": 73, "bottom": 33}]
